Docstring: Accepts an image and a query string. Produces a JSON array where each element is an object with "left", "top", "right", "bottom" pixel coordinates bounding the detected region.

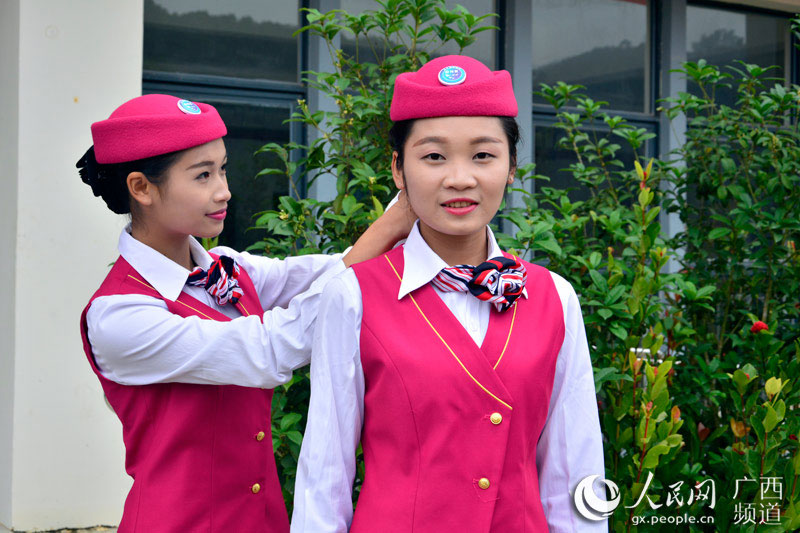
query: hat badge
[
  {"left": 438, "top": 66, "right": 467, "bottom": 86},
  {"left": 177, "top": 99, "right": 201, "bottom": 115}
]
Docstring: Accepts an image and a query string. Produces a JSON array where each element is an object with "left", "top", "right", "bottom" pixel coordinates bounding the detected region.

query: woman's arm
[
  {"left": 86, "top": 258, "right": 346, "bottom": 388},
  {"left": 292, "top": 271, "right": 365, "bottom": 533},
  {"left": 536, "top": 273, "right": 608, "bottom": 532},
  {"left": 218, "top": 192, "right": 416, "bottom": 310},
  {"left": 342, "top": 191, "right": 415, "bottom": 267}
]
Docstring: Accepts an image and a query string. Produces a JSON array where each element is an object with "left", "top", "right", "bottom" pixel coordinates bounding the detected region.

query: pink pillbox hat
[
  {"left": 390, "top": 55, "right": 517, "bottom": 121},
  {"left": 91, "top": 94, "right": 227, "bottom": 164}
]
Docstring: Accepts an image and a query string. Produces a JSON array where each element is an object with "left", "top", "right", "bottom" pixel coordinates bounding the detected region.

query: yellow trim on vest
[
  {"left": 384, "top": 255, "right": 513, "bottom": 411},
  {"left": 127, "top": 274, "right": 214, "bottom": 320},
  {"left": 493, "top": 301, "right": 517, "bottom": 370},
  {"left": 237, "top": 301, "right": 251, "bottom": 317}
]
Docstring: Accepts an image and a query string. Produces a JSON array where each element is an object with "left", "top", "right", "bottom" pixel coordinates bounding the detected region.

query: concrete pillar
[
  {"left": 1, "top": 1, "right": 144, "bottom": 529},
  {"left": 502, "top": 0, "right": 533, "bottom": 236},
  {"left": 305, "top": 0, "right": 341, "bottom": 202},
  {"left": 658, "top": 0, "right": 688, "bottom": 273}
]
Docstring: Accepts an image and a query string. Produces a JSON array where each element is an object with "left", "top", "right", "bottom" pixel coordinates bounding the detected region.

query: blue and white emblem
[
  {"left": 438, "top": 66, "right": 467, "bottom": 86},
  {"left": 177, "top": 99, "right": 201, "bottom": 115}
]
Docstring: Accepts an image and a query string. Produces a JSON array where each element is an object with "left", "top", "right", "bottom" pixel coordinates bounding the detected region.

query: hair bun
[{"left": 76, "top": 146, "right": 130, "bottom": 214}]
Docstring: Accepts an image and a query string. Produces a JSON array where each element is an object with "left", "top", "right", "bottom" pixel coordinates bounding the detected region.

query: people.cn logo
[
  {"left": 573, "top": 474, "right": 621, "bottom": 521},
  {"left": 438, "top": 66, "right": 467, "bottom": 86}
]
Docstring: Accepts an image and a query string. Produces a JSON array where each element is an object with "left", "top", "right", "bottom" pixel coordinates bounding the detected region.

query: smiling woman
[
  {"left": 292, "top": 55, "right": 607, "bottom": 533},
  {"left": 75, "top": 93, "right": 415, "bottom": 532},
  {"left": 389, "top": 115, "right": 518, "bottom": 266}
]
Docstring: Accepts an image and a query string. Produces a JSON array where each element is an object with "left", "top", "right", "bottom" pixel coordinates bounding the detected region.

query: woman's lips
[
  {"left": 442, "top": 199, "right": 478, "bottom": 215},
  {"left": 207, "top": 210, "right": 227, "bottom": 220}
]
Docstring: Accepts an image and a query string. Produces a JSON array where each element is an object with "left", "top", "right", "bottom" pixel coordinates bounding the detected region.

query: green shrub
[{"left": 660, "top": 56, "right": 800, "bottom": 532}]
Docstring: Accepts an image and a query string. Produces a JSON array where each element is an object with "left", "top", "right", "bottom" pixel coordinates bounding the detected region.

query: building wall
[
  {"left": 2, "top": 1, "right": 144, "bottom": 529},
  {"left": 0, "top": 0, "right": 21, "bottom": 529}
]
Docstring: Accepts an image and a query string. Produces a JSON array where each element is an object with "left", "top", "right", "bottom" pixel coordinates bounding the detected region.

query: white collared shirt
[
  {"left": 85, "top": 227, "right": 345, "bottom": 388},
  {"left": 291, "top": 222, "right": 607, "bottom": 533}
]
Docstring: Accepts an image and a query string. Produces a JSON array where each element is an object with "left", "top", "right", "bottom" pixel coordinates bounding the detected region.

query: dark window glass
[
  {"left": 340, "top": 0, "right": 497, "bottom": 68},
  {"left": 195, "top": 100, "right": 292, "bottom": 251},
  {"left": 686, "top": 6, "right": 788, "bottom": 107},
  {"left": 143, "top": 0, "right": 301, "bottom": 82},
  {"left": 532, "top": 0, "right": 650, "bottom": 113},
  {"left": 534, "top": 124, "right": 653, "bottom": 204}
]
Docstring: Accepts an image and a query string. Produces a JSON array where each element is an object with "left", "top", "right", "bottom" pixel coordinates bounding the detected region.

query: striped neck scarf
[
  {"left": 187, "top": 255, "right": 243, "bottom": 306},
  {"left": 431, "top": 256, "right": 526, "bottom": 312}
]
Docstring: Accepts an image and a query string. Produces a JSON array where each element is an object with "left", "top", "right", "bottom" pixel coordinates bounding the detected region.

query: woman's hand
[{"left": 342, "top": 191, "right": 418, "bottom": 267}]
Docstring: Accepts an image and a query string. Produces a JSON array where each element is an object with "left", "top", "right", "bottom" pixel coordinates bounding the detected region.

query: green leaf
[
  {"left": 286, "top": 430, "right": 304, "bottom": 446},
  {"left": 609, "top": 323, "right": 628, "bottom": 340},
  {"left": 763, "top": 404, "right": 778, "bottom": 433},
  {"left": 589, "top": 270, "right": 608, "bottom": 291},
  {"left": 280, "top": 413, "right": 303, "bottom": 431},
  {"left": 643, "top": 444, "right": 670, "bottom": 468},
  {"left": 708, "top": 227, "right": 731, "bottom": 240}
]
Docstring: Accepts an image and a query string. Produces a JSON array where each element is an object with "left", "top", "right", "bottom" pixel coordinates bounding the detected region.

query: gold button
[
  {"left": 478, "top": 478, "right": 490, "bottom": 490},
  {"left": 490, "top": 412, "right": 503, "bottom": 425},
  {"left": 256, "top": 431, "right": 266, "bottom": 441},
  {"left": 251, "top": 483, "right": 261, "bottom": 494}
]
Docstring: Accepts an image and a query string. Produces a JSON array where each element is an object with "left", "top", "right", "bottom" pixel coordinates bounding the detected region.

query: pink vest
[
  {"left": 350, "top": 246, "right": 565, "bottom": 532},
  {"left": 79, "top": 256, "right": 289, "bottom": 533}
]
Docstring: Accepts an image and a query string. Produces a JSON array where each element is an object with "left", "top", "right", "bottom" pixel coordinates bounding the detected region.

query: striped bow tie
[
  {"left": 187, "top": 255, "right": 243, "bottom": 306},
  {"left": 431, "top": 256, "right": 526, "bottom": 312}
]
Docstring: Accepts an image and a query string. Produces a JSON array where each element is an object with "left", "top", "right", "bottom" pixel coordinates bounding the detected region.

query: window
[
  {"left": 531, "top": 0, "right": 651, "bottom": 114},
  {"left": 686, "top": 3, "right": 790, "bottom": 107},
  {"left": 143, "top": 0, "right": 305, "bottom": 251},
  {"left": 530, "top": 0, "right": 654, "bottom": 202}
]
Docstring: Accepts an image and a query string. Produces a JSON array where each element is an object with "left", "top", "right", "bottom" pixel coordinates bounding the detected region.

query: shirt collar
[
  {"left": 397, "top": 221, "right": 526, "bottom": 300},
  {"left": 118, "top": 225, "right": 214, "bottom": 302}
]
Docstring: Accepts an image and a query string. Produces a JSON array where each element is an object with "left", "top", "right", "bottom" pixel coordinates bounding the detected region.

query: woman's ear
[
  {"left": 507, "top": 165, "right": 516, "bottom": 185},
  {"left": 127, "top": 172, "right": 155, "bottom": 208},
  {"left": 391, "top": 152, "right": 405, "bottom": 190}
]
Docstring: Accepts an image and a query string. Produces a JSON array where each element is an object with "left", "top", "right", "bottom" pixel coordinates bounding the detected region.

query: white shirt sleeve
[
  {"left": 291, "top": 269, "right": 365, "bottom": 533},
  {"left": 86, "top": 256, "right": 346, "bottom": 388},
  {"left": 537, "top": 273, "right": 607, "bottom": 532},
  {"left": 212, "top": 246, "right": 347, "bottom": 310}
]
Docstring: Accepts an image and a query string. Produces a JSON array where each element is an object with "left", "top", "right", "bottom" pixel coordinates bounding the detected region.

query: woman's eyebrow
[
  {"left": 185, "top": 154, "right": 228, "bottom": 170},
  {"left": 470, "top": 136, "right": 503, "bottom": 145},
  {"left": 413, "top": 136, "right": 450, "bottom": 147}
]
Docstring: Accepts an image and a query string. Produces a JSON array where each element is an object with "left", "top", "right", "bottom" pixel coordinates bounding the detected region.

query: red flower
[
  {"left": 697, "top": 422, "right": 711, "bottom": 442},
  {"left": 790, "top": 434, "right": 798, "bottom": 441},
  {"left": 750, "top": 321, "right": 768, "bottom": 334}
]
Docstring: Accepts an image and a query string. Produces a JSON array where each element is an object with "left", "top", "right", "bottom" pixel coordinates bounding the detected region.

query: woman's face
[
  {"left": 146, "top": 138, "right": 231, "bottom": 239},
  {"left": 392, "top": 116, "right": 514, "bottom": 240}
]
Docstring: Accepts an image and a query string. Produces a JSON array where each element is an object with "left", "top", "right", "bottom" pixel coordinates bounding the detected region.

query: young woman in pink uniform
[
  {"left": 292, "top": 56, "right": 606, "bottom": 532},
  {"left": 77, "top": 93, "right": 412, "bottom": 532}
]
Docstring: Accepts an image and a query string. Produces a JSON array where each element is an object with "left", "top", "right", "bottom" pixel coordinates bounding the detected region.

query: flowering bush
[{"left": 659, "top": 54, "right": 800, "bottom": 531}]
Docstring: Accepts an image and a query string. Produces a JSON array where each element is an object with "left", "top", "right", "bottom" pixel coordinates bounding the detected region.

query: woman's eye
[
  {"left": 474, "top": 152, "right": 495, "bottom": 160},
  {"left": 196, "top": 171, "right": 211, "bottom": 180},
  {"left": 220, "top": 163, "right": 227, "bottom": 173},
  {"left": 423, "top": 153, "right": 445, "bottom": 161}
]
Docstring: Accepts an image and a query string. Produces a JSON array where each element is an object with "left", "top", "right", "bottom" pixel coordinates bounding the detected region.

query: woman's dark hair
[
  {"left": 76, "top": 146, "right": 181, "bottom": 215},
  {"left": 388, "top": 116, "right": 520, "bottom": 171}
]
